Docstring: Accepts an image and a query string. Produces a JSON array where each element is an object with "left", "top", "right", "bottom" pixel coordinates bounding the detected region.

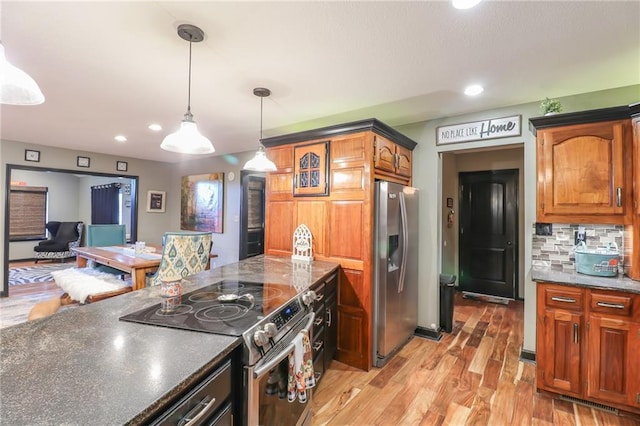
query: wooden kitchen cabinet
[
  {"left": 534, "top": 119, "right": 632, "bottom": 224},
  {"left": 373, "top": 134, "right": 412, "bottom": 183},
  {"left": 263, "top": 119, "right": 417, "bottom": 371},
  {"left": 626, "top": 105, "right": 640, "bottom": 280},
  {"left": 536, "top": 284, "right": 585, "bottom": 396},
  {"left": 536, "top": 282, "right": 640, "bottom": 414}
]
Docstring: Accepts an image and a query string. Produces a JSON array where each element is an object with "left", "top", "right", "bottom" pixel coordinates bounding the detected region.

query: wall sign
[{"left": 436, "top": 115, "right": 521, "bottom": 145}]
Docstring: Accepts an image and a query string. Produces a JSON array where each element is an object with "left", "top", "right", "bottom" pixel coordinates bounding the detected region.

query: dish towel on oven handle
[{"left": 287, "top": 329, "right": 316, "bottom": 403}]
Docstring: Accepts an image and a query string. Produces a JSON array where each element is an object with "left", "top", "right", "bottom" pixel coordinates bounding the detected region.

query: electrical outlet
[{"left": 575, "top": 230, "right": 586, "bottom": 245}]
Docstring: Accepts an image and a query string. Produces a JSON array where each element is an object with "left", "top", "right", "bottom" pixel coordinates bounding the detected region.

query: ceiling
[{"left": 1, "top": 1, "right": 638, "bottom": 163}]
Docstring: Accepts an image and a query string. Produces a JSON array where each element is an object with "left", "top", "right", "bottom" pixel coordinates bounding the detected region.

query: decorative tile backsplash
[{"left": 531, "top": 223, "right": 624, "bottom": 272}]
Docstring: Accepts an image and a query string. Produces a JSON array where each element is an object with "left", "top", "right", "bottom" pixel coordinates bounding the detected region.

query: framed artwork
[
  {"left": 116, "top": 161, "right": 128, "bottom": 172},
  {"left": 77, "top": 156, "right": 90, "bottom": 168},
  {"left": 293, "top": 141, "right": 329, "bottom": 197},
  {"left": 181, "top": 173, "right": 224, "bottom": 233},
  {"left": 25, "top": 149, "right": 40, "bottom": 162},
  {"left": 146, "top": 190, "right": 166, "bottom": 213}
]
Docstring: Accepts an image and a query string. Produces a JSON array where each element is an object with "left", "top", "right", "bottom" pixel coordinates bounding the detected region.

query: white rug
[{"left": 51, "top": 268, "right": 129, "bottom": 302}]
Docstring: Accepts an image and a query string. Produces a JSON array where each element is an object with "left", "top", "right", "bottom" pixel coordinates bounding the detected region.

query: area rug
[{"left": 8, "top": 264, "right": 75, "bottom": 286}]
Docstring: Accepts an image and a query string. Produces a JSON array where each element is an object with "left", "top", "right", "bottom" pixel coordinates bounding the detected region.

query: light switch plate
[{"left": 535, "top": 223, "right": 553, "bottom": 236}]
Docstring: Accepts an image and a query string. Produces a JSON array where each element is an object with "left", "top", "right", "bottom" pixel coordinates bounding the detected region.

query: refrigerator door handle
[{"left": 398, "top": 191, "right": 409, "bottom": 293}]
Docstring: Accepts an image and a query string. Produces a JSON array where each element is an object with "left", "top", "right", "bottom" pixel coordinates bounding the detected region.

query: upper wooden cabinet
[
  {"left": 633, "top": 111, "right": 640, "bottom": 216},
  {"left": 530, "top": 107, "right": 634, "bottom": 224},
  {"left": 373, "top": 135, "right": 412, "bottom": 182},
  {"left": 261, "top": 119, "right": 417, "bottom": 372},
  {"left": 626, "top": 104, "right": 640, "bottom": 280}
]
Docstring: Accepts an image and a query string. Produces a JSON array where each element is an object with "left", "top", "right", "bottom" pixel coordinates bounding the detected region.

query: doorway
[
  {"left": 458, "top": 169, "right": 518, "bottom": 299},
  {"left": 238, "top": 171, "right": 265, "bottom": 260},
  {"left": 3, "top": 164, "right": 139, "bottom": 297}
]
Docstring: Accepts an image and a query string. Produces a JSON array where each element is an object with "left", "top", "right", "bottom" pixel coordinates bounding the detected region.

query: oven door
[{"left": 244, "top": 312, "right": 315, "bottom": 426}]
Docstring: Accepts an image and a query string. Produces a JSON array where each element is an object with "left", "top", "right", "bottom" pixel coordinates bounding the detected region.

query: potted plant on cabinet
[{"left": 540, "top": 97, "right": 563, "bottom": 115}]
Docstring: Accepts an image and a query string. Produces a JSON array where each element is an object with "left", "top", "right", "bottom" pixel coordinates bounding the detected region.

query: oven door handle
[{"left": 253, "top": 312, "right": 315, "bottom": 379}]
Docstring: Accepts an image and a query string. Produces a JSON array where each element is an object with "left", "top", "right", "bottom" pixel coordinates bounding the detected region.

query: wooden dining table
[{"left": 71, "top": 245, "right": 216, "bottom": 291}]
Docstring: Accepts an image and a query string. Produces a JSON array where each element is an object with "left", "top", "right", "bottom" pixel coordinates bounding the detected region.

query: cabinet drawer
[
  {"left": 151, "top": 360, "right": 231, "bottom": 425},
  {"left": 544, "top": 286, "right": 584, "bottom": 310},
  {"left": 312, "top": 282, "right": 326, "bottom": 310},
  {"left": 590, "top": 292, "right": 633, "bottom": 317}
]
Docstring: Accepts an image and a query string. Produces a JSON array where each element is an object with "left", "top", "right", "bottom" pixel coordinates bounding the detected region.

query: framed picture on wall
[
  {"left": 180, "top": 173, "right": 224, "bottom": 233},
  {"left": 116, "top": 161, "right": 128, "bottom": 172},
  {"left": 146, "top": 190, "right": 166, "bottom": 213},
  {"left": 77, "top": 156, "right": 90, "bottom": 168},
  {"left": 25, "top": 149, "right": 40, "bottom": 162}
]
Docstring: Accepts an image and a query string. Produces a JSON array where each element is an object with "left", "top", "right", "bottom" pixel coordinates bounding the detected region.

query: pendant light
[
  {"left": 0, "top": 42, "right": 45, "bottom": 105},
  {"left": 160, "top": 25, "right": 214, "bottom": 154},
  {"left": 243, "top": 87, "right": 277, "bottom": 171}
]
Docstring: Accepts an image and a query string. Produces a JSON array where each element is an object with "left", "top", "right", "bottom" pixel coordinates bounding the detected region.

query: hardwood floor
[
  {"left": 311, "top": 294, "right": 640, "bottom": 426},
  {"left": 0, "top": 260, "right": 76, "bottom": 328}
]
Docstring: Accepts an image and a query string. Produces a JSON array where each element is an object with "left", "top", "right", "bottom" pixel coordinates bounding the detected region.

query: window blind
[{"left": 9, "top": 186, "right": 48, "bottom": 240}]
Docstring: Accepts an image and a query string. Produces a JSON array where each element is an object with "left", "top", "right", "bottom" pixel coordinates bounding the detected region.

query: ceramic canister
[{"left": 160, "top": 278, "right": 182, "bottom": 297}]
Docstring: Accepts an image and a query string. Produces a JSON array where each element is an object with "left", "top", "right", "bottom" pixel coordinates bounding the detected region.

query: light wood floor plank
[{"left": 311, "top": 293, "right": 640, "bottom": 425}]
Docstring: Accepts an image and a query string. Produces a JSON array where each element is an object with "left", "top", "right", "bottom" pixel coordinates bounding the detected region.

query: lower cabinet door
[
  {"left": 538, "top": 309, "right": 583, "bottom": 395},
  {"left": 587, "top": 315, "right": 639, "bottom": 406}
]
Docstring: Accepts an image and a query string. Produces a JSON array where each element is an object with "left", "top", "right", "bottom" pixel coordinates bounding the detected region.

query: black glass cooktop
[{"left": 119, "top": 280, "right": 299, "bottom": 336}]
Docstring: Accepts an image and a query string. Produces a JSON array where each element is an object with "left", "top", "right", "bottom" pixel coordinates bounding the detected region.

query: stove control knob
[
  {"left": 264, "top": 322, "right": 277, "bottom": 338},
  {"left": 302, "top": 290, "right": 317, "bottom": 307},
  {"left": 254, "top": 329, "right": 269, "bottom": 347}
]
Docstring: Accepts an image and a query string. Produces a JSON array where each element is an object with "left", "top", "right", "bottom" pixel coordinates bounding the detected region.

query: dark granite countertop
[
  {"left": 532, "top": 266, "right": 640, "bottom": 294},
  {"left": 0, "top": 255, "right": 339, "bottom": 425}
]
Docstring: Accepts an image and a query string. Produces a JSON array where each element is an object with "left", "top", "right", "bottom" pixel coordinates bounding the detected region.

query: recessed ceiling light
[
  {"left": 464, "top": 84, "right": 484, "bottom": 96},
  {"left": 114, "top": 135, "right": 127, "bottom": 142},
  {"left": 148, "top": 124, "right": 162, "bottom": 131},
  {"left": 452, "top": 0, "right": 482, "bottom": 9}
]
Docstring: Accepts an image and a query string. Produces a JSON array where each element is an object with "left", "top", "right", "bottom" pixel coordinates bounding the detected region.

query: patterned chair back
[{"left": 146, "top": 232, "right": 213, "bottom": 287}]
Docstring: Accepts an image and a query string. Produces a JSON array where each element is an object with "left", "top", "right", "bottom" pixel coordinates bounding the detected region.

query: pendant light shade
[
  {"left": 0, "top": 43, "right": 45, "bottom": 105},
  {"left": 243, "top": 87, "right": 277, "bottom": 172},
  {"left": 161, "top": 24, "right": 214, "bottom": 154}
]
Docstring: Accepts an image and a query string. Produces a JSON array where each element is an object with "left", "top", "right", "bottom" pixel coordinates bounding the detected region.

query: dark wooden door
[
  {"left": 239, "top": 172, "right": 265, "bottom": 260},
  {"left": 459, "top": 169, "right": 518, "bottom": 299}
]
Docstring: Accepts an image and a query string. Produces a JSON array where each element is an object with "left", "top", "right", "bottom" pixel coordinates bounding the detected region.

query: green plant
[{"left": 540, "top": 97, "right": 563, "bottom": 114}]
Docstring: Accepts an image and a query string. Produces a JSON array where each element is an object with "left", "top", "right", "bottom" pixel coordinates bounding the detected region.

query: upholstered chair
[
  {"left": 86, "top": 224, "right": 127, "bottom": 276},
  {"left": 146, "top": 231, "right": 212, "bottom": 287},
  {"left": 34, "top": 221, "right": 83, "bottom": 263}
]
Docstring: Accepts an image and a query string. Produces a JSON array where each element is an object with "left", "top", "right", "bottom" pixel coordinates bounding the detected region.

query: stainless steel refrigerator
[{"left": 373, "top": 180, "right": 419, "bottom": 367}]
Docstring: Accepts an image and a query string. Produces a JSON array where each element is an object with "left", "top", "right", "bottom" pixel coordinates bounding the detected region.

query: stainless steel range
[{"left": 120, "top": 280, "right": 317, "bottom": 426}]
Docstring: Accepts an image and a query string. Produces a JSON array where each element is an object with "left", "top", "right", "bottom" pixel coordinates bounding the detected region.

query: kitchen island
[{"left": 0, "top": 255, "right": 340, "bottom": 425}]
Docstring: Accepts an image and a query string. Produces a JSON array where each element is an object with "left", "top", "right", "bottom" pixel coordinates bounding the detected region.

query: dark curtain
[{"left": 91, "top": 183, "right": 120, "bottom": 224}]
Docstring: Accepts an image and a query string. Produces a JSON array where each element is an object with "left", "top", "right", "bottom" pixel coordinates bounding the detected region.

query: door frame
[
  {"left": 3, "top": 164, "right": 139, "bottom": 297},
  {"left": 238, "top": 170, "right": 265, "bottom": 260},
  {"left": 457, "top": 168, "right": 519, "bottom": 300},
  {"left": 439, "top": 146, "right": 525, "bottom": 302}
]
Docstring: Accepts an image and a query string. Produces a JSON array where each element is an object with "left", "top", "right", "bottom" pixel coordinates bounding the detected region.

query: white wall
[
  {"left": 169, "top": 151, "right": 257, "bottom": 268},
  {"left": 398, "top": 84, "right": 639, "bottom": 353}
]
